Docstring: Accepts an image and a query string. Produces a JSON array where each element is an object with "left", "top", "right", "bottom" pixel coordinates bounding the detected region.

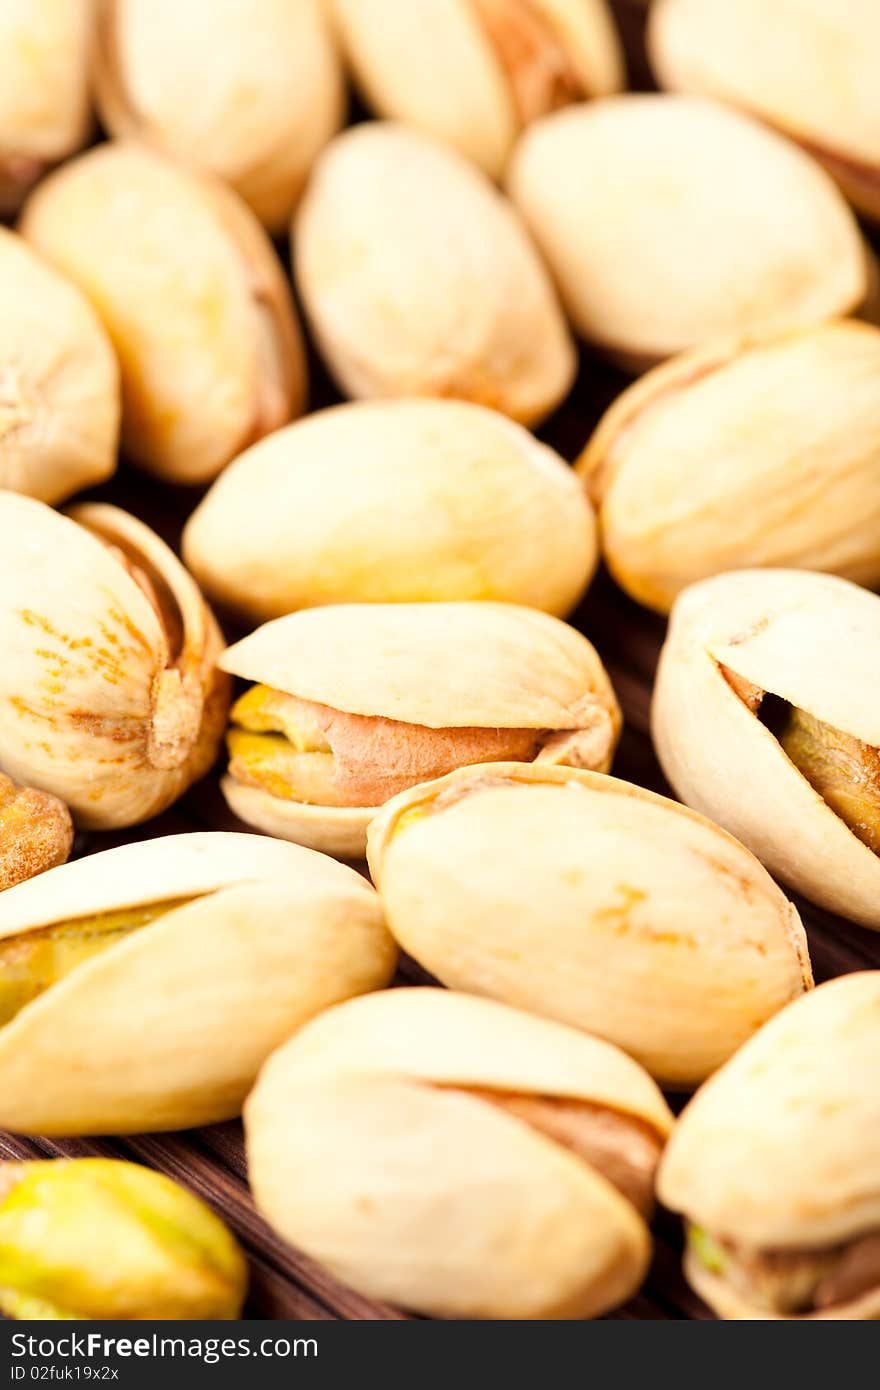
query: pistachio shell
[
  {"left": 20, "top": 141, "right": 306, "bottom": 484},
  {"left": 653, "top": 567, "right": 880, "bottom": 927},
  {"left": 293, "top": 122, "right": 575, "bottom": 425},
  {"left": 506, "top": 95, "right": 870, "bottom": 370},
  {"left": 327, "top": 0, "right": 623, "bottom": 178},
  {"left": 579, "top": 320, "right": 880, "bottom": 612},
  {"left": 658, "top": 973, "right": 880, "bottom": 1320},
  {"left": 367, "top": 763, "right": 811, "bottom": 1087},
  {"left": 0, "top": 774, "right": 72, "bottom": 892},
  {"left": 0, "top": 831, "right": 395, "bottom": 1134},
  {"left": 0, "top": 0, "right": 93, "bottom": 216},
  {"left": 650, "top": 0, "right": 880, "bottom": 221},
  {"left": 93, "top": 0, "right": 345, "bottom": 233},
  {"left": 184, "top": 399, "right": 596, "bottom": 621},
  {"left": 0, "top": 492, "right": 229, "bottom": 829},
  {"left": 246, "top": 988, "right": 670, "bottom": 1318}
]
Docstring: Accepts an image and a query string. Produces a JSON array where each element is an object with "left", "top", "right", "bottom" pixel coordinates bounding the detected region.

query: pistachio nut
[
  {"left": 0, "top": 491, "right": 230, "bottom": 829},
  {"left": 0, "top": 1158, "right": 246, "bottom": 1320},
  {"left": 246, "top": 987, "right": 673, "bottom": 1319},
  {"left": 20, "top": 141, "right": 306, "bottom": 485},
  {"left": 579, "top": 320, "right": 880, "bottom": 613},
  {"left": 650, "top": 0, "right": 880, "bottom": 222},
  {"left": 0, "top": 0, "right": 93, "bottom": 216},
  {"left": 293, "top": 122, "right": 575, "bottom": 426},
  {"left": 653, "top": 568, "right": 880, "bottom": 928},
  {"left": 183, "top": 399, "right": 597, "bottom": 623},
  {"left": 219, "top": 602, "right": 621, "bottom": 858},
  {"left": 0, "top": 228, "right": 119, "bottom": 505},
  {"left": 93, "top": 0, "right": 345, "bottom": 233},
  {"left": 506, "top": 95, "right": 871, "bottom": 371},
  {"left": 0, "top": 774, "right": 72, "bottom": 893},
  {"left": 367, "top": 763, "right": 812, "bottom": 1087},
  {"left": 659, "top": 973, "right": 880, "bottom": 1320},
  {"left": 327, "top": 0, "right": 623, "bottom": 179},
  {"left": 0, "top": 830, "right": 395, "bottom": 1135}
]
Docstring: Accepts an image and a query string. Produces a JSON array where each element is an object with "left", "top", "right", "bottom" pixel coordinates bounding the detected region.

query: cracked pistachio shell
[
  {"left": 220, "top": 602, "right": 621, "bottom": 857},
  {"left": 650, "top": 0, "right": 880, "bottom": 222},
  {"left": 658, "top": 973, "right": 880, "bottom": 1321},
  {"left": 246, "top": 987, "right": 672, "bottom": 1319},
  {"left": 579, "top": 320, "right": 880, "bottom": 613},
  {"left": 0, "top": 228, "right": 119, "bottom": 505},
  {"left": 294, "top": 122, "right": 575, "bottom": 426},
  {"left": 0, "top": 831, "right": 395, "bottom": 1135},
  {"left": 20, "top": 141, "right": 306, "bottom": 485},
  {"left": 0, "top": 0, "right": 93, "bottom": 217},
  {"left": 0, "top": 492, "right": 230, "bottom": 830},
  {"left": 183, "top": 398, "right": 596, "bottom": 622},
  {"left": 93, "top": 0, "right": 345, "bottom": 233},
  {"left": 0, "top": 774, "right": 72, "bottom": 892},
  {"left": 327, "top": 0, "right": 623, "bottom": 179},
  {"left": 653, "top": 568, "right": 880, "bottom": 928},
  {"left": 367, "top": 763, "right": 812, "bottom": 1087},
  {"left": 506, "top": 95, "right": 871, "bottom": 371}
]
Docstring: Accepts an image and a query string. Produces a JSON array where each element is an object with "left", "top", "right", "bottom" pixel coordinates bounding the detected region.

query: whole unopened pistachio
[
  {"left": 0, "top": 774, "right": 72, "bottom": 892},
  {"left": 650, "top": 0, "right": 880, "bottom": 222},
  {"left": 20, "top": 142, "right": 306, "bottom": 485},
  {"left": 0, "top": 0, "right": 93, "bottom": 216},
  {"left": 659, "top": 972, "right": 880, "bottom": 1320},
  {"left": 0, "top": 491, "right": 229, "bottom": 829},
  {"left": 0, "top": 228, "right": 119, "bottom": 505},
  {"left": 183, "top": 399, "right": 596, "bottom": 622},
  {"left": 367, "top": 763, "right": 812, "bottom": 1087},
  {"left": 93, "top": 0, "right": 345, "bottom": 233},
  {"left": 0, "top": 831, "right": 395, "bottom": 1135},
  {"left": 246, "top": 988, "right": 673, "bottom": 1319},
  {"left": 327, "top": 0, "right": 623, "bottom": 179},
  {"left": 294, "top": 122, "right": 575, "bottom": 425},
  {"left": 653, "top": 568, "right": 880, "bottom": 929},
  {"left": 506, "top": 95, "right": 871, "bottom": 371},
  {"left": 579, "top": 321, "right": 880, "bottom": 612},
  {"left": 219, "top": 602, "right": 621, "bottom": 857},
  {"left": 0, "top": 1158, "right": 246, "bottom": 1320}
]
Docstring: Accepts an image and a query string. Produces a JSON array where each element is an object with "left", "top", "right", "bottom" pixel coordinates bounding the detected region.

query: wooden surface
[{"left": 3, "top": 0, "right": 879, "bottom": 1321}]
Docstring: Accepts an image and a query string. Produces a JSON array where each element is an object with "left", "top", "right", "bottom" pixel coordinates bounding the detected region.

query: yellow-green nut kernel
[
  {"left": 366, "top": 763, "right": 812, "bottom": 1088},
  {"left": 0, "top": 1159, "right": 246, "bottom": 1320},
  {"left": 183, "top": 398, "right": 597, "bottom": 623}
]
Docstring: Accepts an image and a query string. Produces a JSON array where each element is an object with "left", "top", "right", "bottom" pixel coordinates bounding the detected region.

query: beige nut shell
[
  {"left": 246, "top": 987, "right": 671, "bottom": 1318},
  {"left": 0, "top": 831, "right": 396, "bottom": 1135}
]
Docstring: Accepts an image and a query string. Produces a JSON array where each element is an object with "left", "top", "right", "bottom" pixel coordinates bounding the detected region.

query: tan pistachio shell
[
  {"left": 658, "top": 973, "right": 880, "bottom": 1321},
  {"left": 246, "top": 987, "right": 671, "bottom": 1319},
  {"left": 653, "top": 568, "right": 880, "bottom": 927},
  {"left": 19, "top": 141, "right": 306, "bottom": 485},
  {"left": 649, "top": 0, "right": 880, "bottom": 222},
  {"left": 0, "top": 0, "right": 93, "bottom": 216},
  {"left": 578, "top": 320, "right": 880, "bottom": 613},
  {"left": 327, "top": 0, "right": 623, "bottom": 179},
  {"left": 183, "top": 399, "right": 597, "bottom": 622},
  {"left": 293, "top": 122, "right": 575, "bottom": 426},
  {"left": 93, "top": 0, "right": 346, "bottom": 233},
  {"left": 0, "top": 492, "right": 229, "bottom": 830},
  {"left": 0, "top": 774, "right": 72, "bottom": 892},
  {"left": 0, "top": 831, "right": 395, "bottom": 1135},
  {"left": 366, "top": 763, "right": 812, "bottom": 1087},
  {"left": 506, "top": 94, "right": 871, "bottom": 371}
]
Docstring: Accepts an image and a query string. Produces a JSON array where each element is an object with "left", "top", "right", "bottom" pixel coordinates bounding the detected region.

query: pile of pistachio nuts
[{"left": 0, "top": 0, "right": 878, "bottom": 1324}]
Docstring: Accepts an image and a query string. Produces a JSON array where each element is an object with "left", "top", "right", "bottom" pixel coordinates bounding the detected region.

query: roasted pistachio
[
  {"left": 246, "top": 988, "right": 673, "bottom": 1318},
  {"left": 0, "top": 1158, "right": 246, "bottom": 1320},
  {"left": 294, "top": 122, "right": 575, "bottom": 425},
  {"left": 659, "top": 973, "right": 880, "bottom": 1320},
  {"left": 506, "top": 95, "right": 871, "bottom": 370},
  {"left": 652, "top": 568, "right": 880, "bottom": 927},
  {"left": 0, "top": 774, "right": 72, "bottom": 893},
  {"left": 0, "top": 831, "right": 395, "bottom": 1135},
  {"left": 219, "top": 602, "right": 621, "bottom": 857},
  {"left": 20, "top": 142, "right": 306, "bottom": 485}
]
